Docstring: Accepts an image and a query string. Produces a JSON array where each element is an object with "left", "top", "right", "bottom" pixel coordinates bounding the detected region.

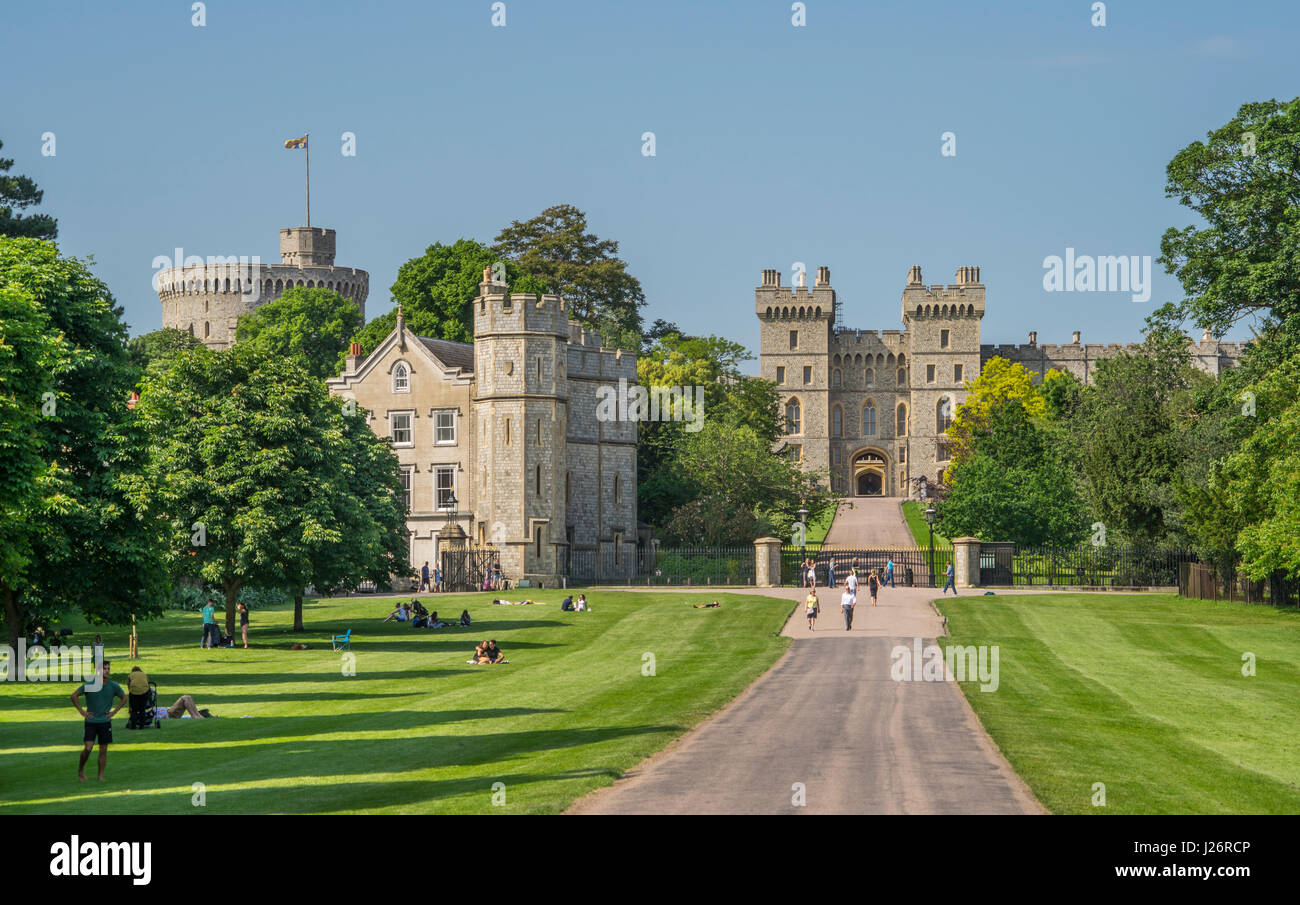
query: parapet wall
[{"left": 983, "top": 338, "right": 1247, "bottom": 383}]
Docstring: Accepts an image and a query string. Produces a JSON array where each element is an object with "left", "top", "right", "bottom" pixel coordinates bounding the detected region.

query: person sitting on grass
[
  {"left": 383, "top": 602, "right": 410, "bottom": 623},
  {"left": 561, "top": 595, "right": 574, "bottom": 611},
  {"left": 575, "top": 594, "right": 588, "bottom": 612},
  {"left": 153, "top": 694, "right": 214, "bottom": 720},
  {"left": 459, "top": 609, "right": 471, "bottom": 627},
  {"left": 425, "top": 611, "right": 452, "bottom": 629},
  {"left": 474, "top": 640, "right": 508, "bottom": 664}
]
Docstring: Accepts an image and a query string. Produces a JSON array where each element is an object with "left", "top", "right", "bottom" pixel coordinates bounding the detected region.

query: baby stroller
[{"left": 125, "top": 670, "right": 161, "bottom": 730}]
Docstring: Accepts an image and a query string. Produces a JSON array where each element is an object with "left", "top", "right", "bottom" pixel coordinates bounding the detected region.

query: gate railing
[{"left": 780, "top": 544, "right": 950, "bottom": 588}]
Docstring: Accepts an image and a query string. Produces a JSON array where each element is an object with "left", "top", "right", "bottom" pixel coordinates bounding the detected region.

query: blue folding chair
[{"left": 331, "top": 629, "right": 352, "bottom": 651}]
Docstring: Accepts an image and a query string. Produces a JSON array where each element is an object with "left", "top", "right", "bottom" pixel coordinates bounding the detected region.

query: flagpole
[{"left": 305, "top": 133, "right": 311, "bottom": 227}]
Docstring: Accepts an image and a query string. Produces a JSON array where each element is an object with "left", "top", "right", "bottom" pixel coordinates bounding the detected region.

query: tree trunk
[
  {"left": 293, "top": 590, "right": 304, "bottom": 632},
  {"left": 223, "top": 579, "right": 241, "bottom": 639},
  {"left": 2, "top": 584, "right": 22, "bottom": 651}
]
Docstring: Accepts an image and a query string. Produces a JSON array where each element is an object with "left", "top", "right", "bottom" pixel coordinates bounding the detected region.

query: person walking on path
[
  {"left": 805, "top": 588, "right": 820, "bottom": 630},
  {"left": 845, "top": 568, "right": 858, "bottom": 599},
  {"left": 71, "top": 659, "right": 124, "bottom": 781},
  {"left": 804, "top": 558, "right": 816, "bottom": 589},
  {"left": 868, "top": 570, "right": 880, "bottom": 606},
  {"left": 827, "top": 558, "right": 837, "bottom": 590},
  {"left": 943, "top": 561, "right": 957, "bottom": 595},
  {"left": 840, "top": 583, "right": 857, "bottom": 631},
  {"left": 200, "top": 600, "right": 217, "bottom": 648},
  {"left": 433, "top": 565, "right": 442, "bottom": 593},
  {"left": 420, "top": 561, "right": 431, "bottom": 592},
  {"left": 886, "top": 558, "right": 895, "bottom": 588}
]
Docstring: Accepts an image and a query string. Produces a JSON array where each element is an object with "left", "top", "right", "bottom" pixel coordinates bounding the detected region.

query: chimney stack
[
  {"left": 1072, "top": 330, "right": 1081, "bottom": 344},
  {"left": 907, "top": 265, "right": 923, "bottom": 287},
  {"left": 760, "top": 268, "right": 781, "bottom": 287},
  {"left": 1028, "top": 331, "right": 1037, "bottom": 345},
  {"left": 815, "top": 266, "right": 830, "bottom": 287}
]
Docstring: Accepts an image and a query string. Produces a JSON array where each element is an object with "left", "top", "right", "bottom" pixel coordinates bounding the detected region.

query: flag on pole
[{"left": 284, "top": 135, "right": 308, "bottom": 150}]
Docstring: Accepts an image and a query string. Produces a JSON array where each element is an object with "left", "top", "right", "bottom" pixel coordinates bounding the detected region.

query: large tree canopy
[
  {"left": 1157, "top": 98, "right": 1300, "bottom": 340},
  {"left": 349, "top": 239, "right": 546, "bottom": 356},
  {"left": 235, "top": 286, "right": 364, "bottom": 380},
  {"left": 124, "top": 344, "right": 409, "bottom": 634},
  {"left": 0, "top": 238, "right": 168, "bottom": 648},
  {"left": 494, "top": 205, "right": 645, "bottom": 348},
  {"left": 0, "top": 140, "right": 57, "bottom": 240},
  {"left": 127, "top": 327, "right": 202, "bottom": 377}
]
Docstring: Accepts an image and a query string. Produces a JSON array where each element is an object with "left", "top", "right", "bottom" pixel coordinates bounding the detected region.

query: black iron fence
[
  {"left": 565, "top": 545, "right": 754, "bottom": 587},
  {"left": 440, "top": 543, "right": 500, "bottom": 592},
  {"left": 781, "top": 544, "right": 951, "bottom": 588},
  {"left": 1010, "top": 545, "right": 1191, "bottom": 587}
]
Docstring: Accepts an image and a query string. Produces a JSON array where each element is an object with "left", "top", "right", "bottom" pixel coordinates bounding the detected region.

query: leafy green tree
[
  {"left": 1074, "top": 328, "right": 1199, "bottom": 546},
  {"left": 1210, "top": 348, "right": 1300, "bottom": 581},
  {"left": 127, "top": 327, "right": 202, "bottom": 376},
  {"left": 125, "top": 344, "right": 409, "bottom": 635},
  {"left": 945, "top": 357, "right": 1046, "bottom": 466},
  {"left": 0, "top": 238, "right": 168, "bottom": 648},
  {"left": 235, "top": 286, "right": 363, "bottom": 380},
  {"left": 938, "top": 400, "right": 1087, "bottom": 546},
  {"left": 0, "top": 140, "right": 57, "bottom": 240},
  {"left": 349, "top": 239, "right": 546, "bottom": 356},
  {"left": 494, "top": 205, "right": 645, "bottom": 347},
  {"left": 1157, "top": 97, "right": 1300, "bottom": 342}
]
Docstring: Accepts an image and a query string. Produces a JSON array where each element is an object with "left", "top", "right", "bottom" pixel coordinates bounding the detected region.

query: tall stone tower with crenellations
[
  {"left": 758, "top": 263, "right": 1246, "bottom": 500},
  {"left": 155, "top": 226, "right": 368, "bottom": 349}
]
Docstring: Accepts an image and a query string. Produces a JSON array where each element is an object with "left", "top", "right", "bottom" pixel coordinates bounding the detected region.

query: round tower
[{"left": 156, "top": 226, "right": 368, "bottom": 349}]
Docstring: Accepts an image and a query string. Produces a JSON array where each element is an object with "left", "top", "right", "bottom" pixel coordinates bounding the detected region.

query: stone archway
[{"left": 851, "top": 448, "right": 889, "bottom": 497}]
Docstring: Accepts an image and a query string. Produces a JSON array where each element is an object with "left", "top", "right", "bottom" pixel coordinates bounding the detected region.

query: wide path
[
  {"left": 822, "top": 496, "right": 915, "bottom": 547},
  {"left": 569, "top": 583, "right": 1044, "bottom": 815}
]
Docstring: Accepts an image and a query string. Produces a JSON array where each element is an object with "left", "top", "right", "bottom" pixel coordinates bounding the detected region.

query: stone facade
[
  {"left": 156, "top": 227, "right": 368, "bottom": 349},
  {"left": 326, "top": 272, "right": 637, "bottom": 587},
  {"left": 758, "top": 265, "right": 1245, "bottom": 499}
]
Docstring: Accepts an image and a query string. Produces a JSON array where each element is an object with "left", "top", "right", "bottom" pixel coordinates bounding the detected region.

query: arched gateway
[{"left": 852, "top": 449, "right": 889, "bottom": 496}]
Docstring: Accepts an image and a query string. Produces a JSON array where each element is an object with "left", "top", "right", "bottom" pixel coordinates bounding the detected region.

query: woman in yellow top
[{"left": 805, "top": 589, "right": 820, "bottom": 630}]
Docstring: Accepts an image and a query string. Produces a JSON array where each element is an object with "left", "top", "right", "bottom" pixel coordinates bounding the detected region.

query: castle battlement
[{"left": 755, "top": 266, "right": 836, "bottom": 317}]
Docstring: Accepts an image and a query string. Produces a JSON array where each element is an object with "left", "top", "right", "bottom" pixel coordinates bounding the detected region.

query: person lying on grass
[
  {"left": 473, "top": 640, "right": 508, "bottom": 664},
  {"left": 491, "top": 598, "right": 538, "bottom": 606},
  {"left": 424, "top": 611, "right": 452, "bottom": 629},
  {"left": 153, "top": 695, "right": 214, "bottom": 720},
  {"left": 692, "top": 600, "right": 721, "bottom": 609}
]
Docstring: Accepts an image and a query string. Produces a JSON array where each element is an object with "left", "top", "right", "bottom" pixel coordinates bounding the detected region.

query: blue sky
[{"left": 6, "top": 0, "right": 1297, "bottom": 360}]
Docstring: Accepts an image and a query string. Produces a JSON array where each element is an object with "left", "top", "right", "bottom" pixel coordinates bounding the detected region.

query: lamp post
[
  {"left": 797, "top": 502, "right": 809, "bottom": 587},
  {"left": 925, "top": 506, "right": 937, "bottom": 588},
  {"left": 443, "top": 491, "right": 457, "bottom": 589}
]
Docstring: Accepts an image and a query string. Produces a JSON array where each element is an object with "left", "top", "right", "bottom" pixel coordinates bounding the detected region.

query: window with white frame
[
  {"left": 390, "top": 411, "right": 413, "bottom": 446},
  {"left": 434, "top": 409, "right": 456, "bottom": 445},
  {"left": 393, "top": 362, "right": 410, "bottom": 393},
  {"left": 399, "top": 466, "right": 412, "bottom": 513},
  {"left": 435, "top": 466, "right": 456, "bottom": 510}
]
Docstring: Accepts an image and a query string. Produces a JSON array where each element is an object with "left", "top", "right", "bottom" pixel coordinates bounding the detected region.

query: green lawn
[
  {"left": 0, "top": 590, "right": 791, "bottom": 814},
  {"left": 936, "top": 592, "right": 1300, "bottom": 814},
  {"left": 805, "top": 500, "right": 838, "bottom": 545},
  {"left": 901, "top": 500, "right": 951, "bottom": 548}
]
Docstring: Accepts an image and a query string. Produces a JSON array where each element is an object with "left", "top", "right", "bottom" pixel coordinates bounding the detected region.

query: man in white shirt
[
  {"left": 846, "top": 571, "right": 858, "bottom": 595},
  {"left": 840, "top": 586, "right": 857, "bottom": 631}
]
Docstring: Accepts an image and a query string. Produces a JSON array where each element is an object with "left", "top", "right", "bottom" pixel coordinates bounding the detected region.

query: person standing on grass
[
  {"left": 71, "top": 660, "right": 125, "bottom": 782},
  {"left": 805, "top": 588, "right": 820, "bottom": 630},
  {"left": 868, "top": 570, "right": 880, "bottom": 606},
  {"left": 840, "top": 583, "right": 857, "bottom": 631},
  {"left": 943, "top": 561, "right": 957, "bottom": 595},
  {"left": 886, "top": 558, "right": 895, "bottom": 588},
  {"left": 238, "top": 601, "right": 250, "bottom": 649},
  {"left": 200, "top": 599, "right": 217, "bottom": 648}
]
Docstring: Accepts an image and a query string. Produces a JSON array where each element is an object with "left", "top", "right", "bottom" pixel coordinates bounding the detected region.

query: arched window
[
  {"left": 832, "top": 369, "right": 841, "bottom": 388},
  {"left": 937, "top": 397, "right": 953, "bottom": 433},
  {"left": 831, "top": 405, "right": 843, "bottom": 437},
  {"left": 896, "top": 403, "right": 908, "bottom": 437},
  {"left": 863, "top": 401, "right": 876, "bottom": 436},
  {"left": 785, "top": 399, "right": 801, "bottom": 435},
  {"left": 865, "top": 367, "right": 874, "bottom": 385},
  {"left": 203, "top": 321, "right": 210, "bottom": 338},
  {"left": 392, "top": 362, "right": 410, "bottom": 393},
  {"left": 614, "top": 473, "right": 622, "bottom": 504},
  {"left": 897, "top": 368, "right": 906, "bottom": 385}
]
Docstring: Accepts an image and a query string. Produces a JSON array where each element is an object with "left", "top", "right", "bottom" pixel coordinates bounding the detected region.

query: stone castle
[
  {"left": 156, "top": 226, "right": 368, "bottom": 349},
  {"left": 326, "top": 269, "right": 638, "bottom": 587},
  {"left": 757, "top": 265, "right": 1244, "bottom": 499}
]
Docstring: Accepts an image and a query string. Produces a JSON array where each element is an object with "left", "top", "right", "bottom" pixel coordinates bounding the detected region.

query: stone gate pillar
[
  {"left": 952, "top": 537, "right": 982, "bottom": 589},
  {"left": 754, "top": 537, "right": 784, "bottom": 588}
]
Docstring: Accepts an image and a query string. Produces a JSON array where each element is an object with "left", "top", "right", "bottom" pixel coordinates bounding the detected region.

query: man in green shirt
[
  {"left": 71, "top": 659, "right": 125, "bottom": 781},
  {"left": 201, "top": 601, "right": 216, "bottom": 648}
]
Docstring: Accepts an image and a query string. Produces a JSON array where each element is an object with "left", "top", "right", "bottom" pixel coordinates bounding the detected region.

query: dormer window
[{"left": 393, "top": 362, "right": 410, "bottom": 393}]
